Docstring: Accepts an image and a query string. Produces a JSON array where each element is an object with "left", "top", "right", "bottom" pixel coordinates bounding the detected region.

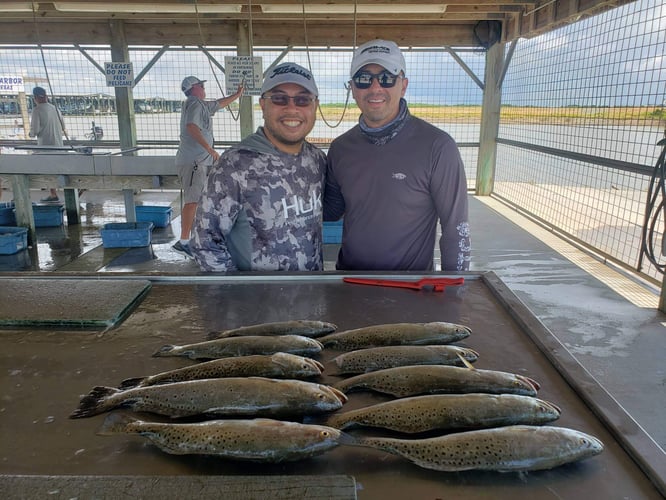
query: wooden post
[
  {"left": 109, "top": 20, "right": 139, "bottom": 222},
  {"left": 109, "top": 19, "right": 137, "bottom": 154},
  {"left": 475, "top": 42, "right": 504, "bottom": 196},
  {"left": 17, "top": 91, "right": 30, "bottom": 139},
  {"left": 237, "top": 22, "right": 254, "bottom": 140},
  {"left": 63, "top": 188, "right": 80, "bottom": 225},
  {"left": 10, "top": 174, "right": 35, "bottom": 245}
]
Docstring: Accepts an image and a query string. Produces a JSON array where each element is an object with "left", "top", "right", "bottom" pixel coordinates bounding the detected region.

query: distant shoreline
[
  {"left": 1, "top": 105, "right": 663, "bottom": 131},
  {"left": 315, "top": 104, "right": 665, "bottom": 126}
]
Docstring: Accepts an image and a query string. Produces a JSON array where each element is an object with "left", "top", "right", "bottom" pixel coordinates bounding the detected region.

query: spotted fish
[
  {"left": 319, "top": 322, "right": 471, "bottom": 351},
  {"left": 333, "top": 365, "right": 539, "bottom": 397},
  {"left": 352, "top": 425, "right": 604, "bottom": 471},
  {"left": 208, "top": 320, "right": 338, "bottom": 340},
  {"left": 98, "top": 413, "right": 354, "bottom": 462},
  {"left": 152, "top": 334, "right": 323, "bottom": 360},
  {"left": 70, "top": 377, "right": 347, "bottom": 419},
  {"left": 325, "top": 394, "right": 560, "bottom": 433},
  {"left": 119, "top": 353, "right": 324, "bottom": 389},
  {"left": 332, "top": 345, "right": 479, "bottom": 374}
]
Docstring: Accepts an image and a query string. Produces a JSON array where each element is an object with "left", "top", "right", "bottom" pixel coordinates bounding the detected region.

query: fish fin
[
  {"left": 152, "top": 345, "right": 177, "bottom": 357},
  {"left": 118, "top": 377, "right": 147, "bottom": 389},
  {"left": 270, "top": 352, "right": 293, "bottom": 369},
  {"left": 457, "top": 352, "right": 476, "bottom": 369},
  {"left": 69, "top": 386, "right": 120, "bottom": 419},
  {"left": 96, "top": 412, "right": 139, "bottom": 435}
]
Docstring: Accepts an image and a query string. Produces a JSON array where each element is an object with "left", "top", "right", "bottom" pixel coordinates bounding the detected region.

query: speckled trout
[
  {"left": 119, "top": 353, "right": 324, "bottom": 389},
  {"left": 98, "top": 414, "right": 353, "bottom": 462},
  {"left": 325, "top": 394, "right": 560, "bottom": 433},
  {"left": 319, "top": 322, "right": 471, "bottom": 351},
  {"left": 70, "top": 377, "right": 347, "bottom": 419},
  {"left": 333, "top": 365, "right": 539, "bottom": 397},
  {"left": 153, "top": 334, "right": 323, "bottom": 360},
  {"left": 332, "top": 345, "right": 479, "bottom": 374},
  {"left": 352, "top": 425, "right": 604, "bottom": 471},
  {"left": 208, "top": 320, "right": 338, "bottom": 340}
]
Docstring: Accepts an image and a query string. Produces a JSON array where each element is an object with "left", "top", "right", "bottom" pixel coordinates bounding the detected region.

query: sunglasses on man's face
[
  {"left": 352, "top": 71, "right": 400, "bottom": 89},
  {"left": 262, "top": 94, "right": 315, "bottom": 107}
]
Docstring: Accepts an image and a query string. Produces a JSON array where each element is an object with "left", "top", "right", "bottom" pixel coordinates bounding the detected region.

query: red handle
[{"left": 343, "top": 277, "right": 464, "bottom": 292}]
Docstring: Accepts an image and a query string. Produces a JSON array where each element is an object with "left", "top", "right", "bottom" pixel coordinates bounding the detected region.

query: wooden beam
[{"left": 0, "top": 21, "right": 481, "bottom": 46}]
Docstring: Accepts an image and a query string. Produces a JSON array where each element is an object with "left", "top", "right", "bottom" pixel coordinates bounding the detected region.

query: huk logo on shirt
[
  {"left": 282, "top": 191, "right": 322, "bottom": 218},
  {"left": 392, "top": 173, "right": 407, "bottom": 180}
]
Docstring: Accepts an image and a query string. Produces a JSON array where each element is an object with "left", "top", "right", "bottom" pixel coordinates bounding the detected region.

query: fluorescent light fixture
[
  {"left": 261, "top": 4, "right": 448, "bottom": 14},
  {"left": 53, "top": 3, "right": 243, "bottom": 14},
  {"left": 0, "top": 2, "right": 35, "bottom": 12}
]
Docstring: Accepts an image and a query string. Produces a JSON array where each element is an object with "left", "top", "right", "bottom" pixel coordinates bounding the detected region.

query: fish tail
[
  {"left": 152, "top": 344, "right": 177, "bottom": 357},
  {"left": 118, "top": 377, "right": 146, "bottom": 390},
  {"left": 96, "top": 412, "right": 139, "bottom": 435},
  {"left": 69, "top": 386, "right": 120, "bottom": 419}
]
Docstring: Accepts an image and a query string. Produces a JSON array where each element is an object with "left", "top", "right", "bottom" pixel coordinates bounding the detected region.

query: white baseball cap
[
  {"left": 261, "top": 63, "right": 318, "bottom": 97},
  {"left": 181, "top": 76, "right": 206, "bottom": 93},
  {"left": 350, "top": 39, "right": 406, "bottom": 77}
]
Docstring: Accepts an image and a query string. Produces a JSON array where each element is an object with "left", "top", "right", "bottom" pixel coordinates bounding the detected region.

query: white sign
[
  {"left": 0, "top": 75, "right": 25, "bottom": 94},
  {"left": 105, "top": 62, "right": 134, "bottom": 87},
  {"left": 224, "top": 56, "right": 263, "bottom": 96}
]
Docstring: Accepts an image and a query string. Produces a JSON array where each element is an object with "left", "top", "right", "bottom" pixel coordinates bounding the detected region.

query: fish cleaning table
[{"left": 0, "top": 272, "right": 664, "bottom": 499}]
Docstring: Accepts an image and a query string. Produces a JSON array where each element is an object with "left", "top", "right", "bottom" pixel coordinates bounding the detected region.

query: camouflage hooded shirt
[{"left": 191, "top": 127, "right": 326, "bottom": 272}]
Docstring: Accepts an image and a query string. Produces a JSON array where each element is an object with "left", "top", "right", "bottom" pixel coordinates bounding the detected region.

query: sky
[{"left": 0, "top": 0, "right": 664, "bottom": 107}]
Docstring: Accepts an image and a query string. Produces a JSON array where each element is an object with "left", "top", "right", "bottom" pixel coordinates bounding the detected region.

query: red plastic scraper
[{"left": 343, "top": 277, "right": 464, "bottom": 292}]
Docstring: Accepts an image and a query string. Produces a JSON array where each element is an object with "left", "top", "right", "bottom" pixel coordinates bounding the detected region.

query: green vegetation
[{"left": 308, "top": 104, "right": 665, "bottom": 125}]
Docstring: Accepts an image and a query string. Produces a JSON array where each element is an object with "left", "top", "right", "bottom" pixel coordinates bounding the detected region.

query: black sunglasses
[
  {"left": 262, "top": 94, "right": 315, "bottom": 107},
  {"left": 352, "top": 71, "right": 400, "bottom": 89}
]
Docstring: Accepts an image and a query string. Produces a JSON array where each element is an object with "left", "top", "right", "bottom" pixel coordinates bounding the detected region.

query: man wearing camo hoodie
[{"left": 190, "top": 62, "right": 325, "bottom": 272}]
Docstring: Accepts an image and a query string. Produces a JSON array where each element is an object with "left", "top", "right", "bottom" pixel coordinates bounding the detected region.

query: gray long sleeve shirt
[
  {"left": 324, "top": 113, "right": 471, "bottom": 271},
  {"left": 191, "top": 128, "right": 326, "bottom": 272}
]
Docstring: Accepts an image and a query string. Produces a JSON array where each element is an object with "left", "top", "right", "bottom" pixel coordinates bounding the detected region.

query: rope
[
  {"left": 638, "top": 133, "right": 666, "bottom": 274},
  {"left": 193, "top": 0, "right": 241, "bottom": 121},
  {"left": 31, "top": 1, "right": 73, "bottom": 146},
  {"left": 300, "top": 0, "right": 355, "bottom": 129}
]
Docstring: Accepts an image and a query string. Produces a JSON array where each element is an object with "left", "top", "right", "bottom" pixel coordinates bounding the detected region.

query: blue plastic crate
[
  {"left": 135, "top": 205, "right": 172, "bottom": 228},
  {"left": 0, "top": 202, "right": 15, "bottom": 226},
  {"left": 101, "top": 222, "right": 153, "bottom": 248},
  {"left": 0, "top": 226, "right": 28, "bottom": 255},
  {"left": 33, "top": 204, "right": 65, "bottom": 227},
  {"left": 323, "top": 219, "right": 343, "bottom": 244}
]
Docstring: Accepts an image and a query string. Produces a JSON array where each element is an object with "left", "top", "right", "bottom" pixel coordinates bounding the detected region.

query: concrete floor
[{"left": 1, "top": 189, "right": 665, "bottom": 456}]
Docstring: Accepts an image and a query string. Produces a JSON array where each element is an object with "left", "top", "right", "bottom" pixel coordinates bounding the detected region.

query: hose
[{"left": 638, "top": 135, "right": 666, "bottom": 273}]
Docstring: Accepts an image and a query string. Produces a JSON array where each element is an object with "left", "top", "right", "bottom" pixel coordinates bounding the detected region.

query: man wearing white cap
[
  {"left": 173, "top": 76, "right": 244, "bottom": 257},
  {"left": 29, "top": 86, "right": 67, "bottom": 202},
  {"left": 190, "top": 62, "right": 325, "bottom": 272},
  {"left": 324, "top": 39, "right": 471, "bottom": 271}
]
